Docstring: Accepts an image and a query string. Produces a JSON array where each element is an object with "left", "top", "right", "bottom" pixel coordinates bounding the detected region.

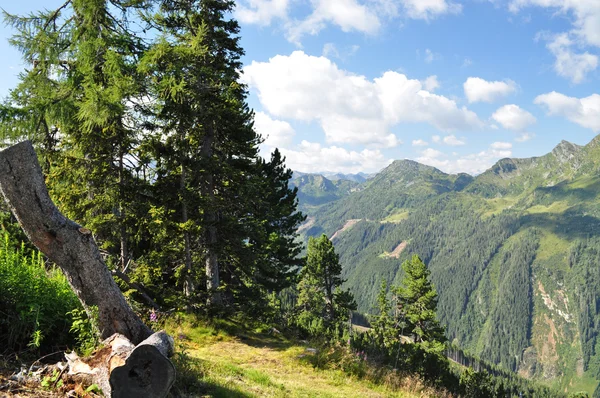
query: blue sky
[{"left": 2, "top": 1, "right": 600, "bottom": 174}]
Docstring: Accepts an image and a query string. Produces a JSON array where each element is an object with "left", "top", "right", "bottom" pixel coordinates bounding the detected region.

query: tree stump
[{"left": 67, "top": 331, "right": 175, "bottom": 397}]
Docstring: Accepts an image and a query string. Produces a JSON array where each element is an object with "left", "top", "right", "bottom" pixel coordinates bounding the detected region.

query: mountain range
[{"left": 293, "top": 136, "right": 600, "bottom": 395}]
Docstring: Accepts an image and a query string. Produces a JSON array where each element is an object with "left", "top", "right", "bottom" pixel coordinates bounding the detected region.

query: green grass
[
  {"left": 163, "top": 314, "right": 433, "bottom": 397},
  {"left": 567, "top": 175, "right": 598, "bottom": 190},
  {"left": 381, "top": 210, "right": 409, "bottom": 224},
  {"left": 563, "top": 371, "right": 599, "bottom": 396},
  {"left": 525, "top": 201, "right": 571, "bottom": 215},
  {"left": 482, "top": 196, "right": 519, "bottom": 218},
  {"left": 535, "top": 231, "right": 571, "bottom": 261}
]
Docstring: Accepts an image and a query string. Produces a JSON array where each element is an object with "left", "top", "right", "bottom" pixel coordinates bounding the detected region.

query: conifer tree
[
  {"left": 372, "top": 280, "right": 396, "bottom": 349},
  {"left": 141, "top": 0, "right": 303, "bottom": 307},
  {"left": 2, "top": 1, "right": 152, "bottom": 267},
  {"left": 297, "top": 234, "right": 356, "bottom": 337},
  {"left": 396, "top": 255, "right": 446, "bottom": 351}
]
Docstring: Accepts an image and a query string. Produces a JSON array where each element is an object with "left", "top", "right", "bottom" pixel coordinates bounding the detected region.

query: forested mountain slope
[
  {"left": 297, "top": 135, "right": 600, "bottom": 394},
  {"left": 290, "top": 173, "right": 361, "bottom": 210}
]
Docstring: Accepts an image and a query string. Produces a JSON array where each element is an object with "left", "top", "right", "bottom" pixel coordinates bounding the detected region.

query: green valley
[{"left": 296, "top": 135, "right": 600, "bottom": 395}]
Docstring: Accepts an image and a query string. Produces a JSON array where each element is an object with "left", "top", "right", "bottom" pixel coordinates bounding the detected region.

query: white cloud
[
  {"left": 422, "top": 75, "right": 440, "bottom": 92},
  {"left": 442, "top": 135, "right": 466, "bottom": 146},
  {"left": 492, "top": 104, "right": 537, "bottom": 131},
  {"left": 254, "top": 112, "right": 295, "bottom": 148},
  {"left": 432, "top": 135, "right": 441, "bottom": 143},
  {"left": 286, "top": 0, "right": 380, "bottom": 44},
  {"left": 546, "top": 33, "right": 598, "bottom": 83},
  {"left": 412, "top": 139, "right": 429, "bottom": 146},
  {"left": 510, "top": 0, "right": 600, "bottom": 47},
  {"left": 376, "top": 71, "right": 483, "bottom": 131},
  {"left": 416, "top": 144, "right": 512, "bottom": 175},
  {"left": 398, "top": 0, "right": 462, "bottom": 20},
  {"left": 510, "top": 1, "right": 600, "bottom": 82},
  {"left": 534, "top": 91, "right": 600, "bottom": 131},
  {"left": 462, "top": 58, "right": 473, "bottom": 67},
  {"left": 242, "top": 51, "right": 483, "bottom": 148},
  {"left": 464, "top": 77, "right": 518, "bottom": 103},
  {"left": 516, "top": 132, "right": 535, "bottom": 142},
  {"left": 491, "top": 141, "right": 513, "bottom": 149},
  {"left": 420, "top": 147, "right": 445, "bottom": 159},
  {"left": 238, "top": 0, "right": 462, "bottom": 45},
  {"left": 235, "top": 0, "right": 290, "bottom": 26},
  {"left": 277, "top": 140, "right": 392, "bottom": 173}
]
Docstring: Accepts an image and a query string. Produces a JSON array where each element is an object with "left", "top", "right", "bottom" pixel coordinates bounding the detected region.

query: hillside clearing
[
  {"left": 379, "top": 242, "right": 408, "bottom": 259},
  {"left": 165, "top": 318, "right": 432, "bottom": 398},
  {"left": 331, "top": 219, "right": 362, "bottom": 240}
]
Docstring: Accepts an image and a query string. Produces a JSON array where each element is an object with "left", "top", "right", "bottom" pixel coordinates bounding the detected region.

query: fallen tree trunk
[
  {"left": 0, "top": 141, "right": 152, "bottom": 344},
  {"left": 66, "top": 330, "right": 175, "bottom": 397}
]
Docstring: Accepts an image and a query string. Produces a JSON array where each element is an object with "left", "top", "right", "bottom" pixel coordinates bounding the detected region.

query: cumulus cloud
[
  {"left": 422, "top": 75, "right": 440, "bottom": 92},
  {"left": 277, "top": 140, "right": 392, "bottom": 173},
  {"left": 242, "top": 51, "right": 483, "bottom": 148},
  {"left": 412, "top": 139, "right": 429, "bottom": 146},
  {"left": 545, "top": 33, "right": 598, "bottom": 84},
  {"left": 442, "top": 135, "right": 466, "bottom": 146},
  {"left": 510, "top": 0, "right": 600, "bottom": 82},
  {"left": 254, "top": 112, "right": 295, "bottom": 148},
  {"left": 416, "top": 144, "right": 512, "bottom": 175},
  {"left": 286, "top": 0, "right": 380, "bottom": 44},
  {"left": 510, "top": 0, "right": 600, "bottom": 47},
  {"left": 535, "top": 91, "right": 600, "bottom": 131},
  {"left": 235, "top": 0, "right": 290, "bottom": 26},
  {"left": 464, "top": 77, "right": 518, "bottom": 103},
  {"left": 492, "top": 104, "right": 537, "bottom": 131},
  {"left": 237, "top": 0, "right": 462, "bottom": 45},
  {"left": 432, "top": 135, "right": 441, "bottom": 143}
]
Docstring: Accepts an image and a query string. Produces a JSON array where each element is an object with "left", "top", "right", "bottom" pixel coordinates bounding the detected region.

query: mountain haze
[{"left": 296, "top": 135, "right": 600, "bottom": 394}]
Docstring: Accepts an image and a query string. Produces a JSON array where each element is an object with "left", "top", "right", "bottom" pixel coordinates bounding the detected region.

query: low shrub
[{"left": 0, "top": 232, "right": 80, "bottom": 355}]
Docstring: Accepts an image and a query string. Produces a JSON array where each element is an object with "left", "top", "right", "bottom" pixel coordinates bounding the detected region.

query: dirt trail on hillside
[
  {"left": 381, "top": 241, "right": 408, "bottom": 259},
  {"left": 298, "top": 217, "right": 315, "bottom": 233},
  {"left": 330, "top": 219, "right": 362, "bottom": 240}
]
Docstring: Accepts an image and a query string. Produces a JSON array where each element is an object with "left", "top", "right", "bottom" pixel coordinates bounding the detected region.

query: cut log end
[
  {"left": 67, "top": 331, "right": 175, "bottom": 397},
  {"left": 110, "top": 344, "right": 176, "bottom": 398}
]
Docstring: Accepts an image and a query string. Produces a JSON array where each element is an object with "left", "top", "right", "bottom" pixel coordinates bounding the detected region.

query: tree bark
[
  {"left": 66, "top": 330, "right": 175, "bottom": 397},
  {"left": 202, "top": 123, "right": 221, "bottom": 306},
  {"left": 181, "top": 165, "right": 195, "bottom": 297},
  {"left": 0, "top": 141, "right": 152, "bottom": 344},
  {"left": 109, "top": 330, "right": 175, "bottom": 398},
  {"left": 118, "top": 151, "right": 128, "bottom": 269}
]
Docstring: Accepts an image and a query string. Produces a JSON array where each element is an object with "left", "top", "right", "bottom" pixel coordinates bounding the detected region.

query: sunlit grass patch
[
  {"left": 163, "top": 313, "right": 425, "bottom": 397},
  {"left": 381, "top": 210, "right": 409, "bottom": 224},
  {"left": 525, "top": 201, "right": 570, "bottom": 215}
]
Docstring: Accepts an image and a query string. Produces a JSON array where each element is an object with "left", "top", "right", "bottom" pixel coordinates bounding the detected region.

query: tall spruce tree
[
  {"left": 229, "top": 149, "right": 305, "bottom": 309},
  {"left": 141, "top": 0, "right": 303, "bottom": 308}
]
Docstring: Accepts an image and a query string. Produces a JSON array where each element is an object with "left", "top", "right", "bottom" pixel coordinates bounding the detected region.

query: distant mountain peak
[
  {"left": 387, "top": 159, "right": 445, "bottom": 174},
  {"left": 551, "top": 140, "right": 581, "bottom": 164}
]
